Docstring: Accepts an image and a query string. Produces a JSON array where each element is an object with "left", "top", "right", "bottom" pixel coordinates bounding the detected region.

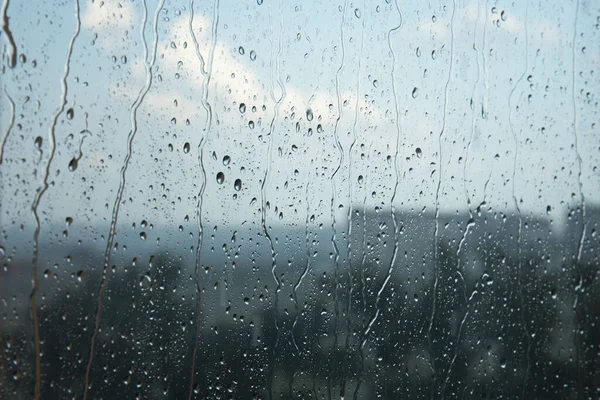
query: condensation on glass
[{"left": 1, "top": 0, "right": 598, "bottom": 399}]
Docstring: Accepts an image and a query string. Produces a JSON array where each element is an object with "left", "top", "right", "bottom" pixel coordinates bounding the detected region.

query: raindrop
[
  {"left": 68, "top": 158, "right": 78, "bottom": 171},
  {"left": 183, "top": 142, "right": 190, "bottom": 153},
  {"left": 306, "top": 109, "right": 313, "bottom": 121},
  {"left": 412, "top": 87, "right": 419, "bottom": 98},
  {"left": 250, "top": 50, "right": 257, "bottom": 61},
  {"left": 34, "top": 136, "right": 43, "bottom": 149},
  {"left": 239, "top": 103, "right": 246, "bottom": 113},
  {"left": 238, "top": 46, "right": 245, "bottom": 55},
  {"left": 223, "top": 155, "right": 231, "bottom": 166},
  {"left": 65, "top": 217, "right": 73, "bottom": 227},
  {"left": 248, "top": 121, "right": 255, "bottom": 129},
  {"left": 140, "top": 232, "right": 147, "bottom": 240},
  {"left": 416, "top": 147, "right": 422, "bottom": 158},
  {"left": 317, "top": 124, "right": 323, "bottom": 133},
  {"left": 234, "top": 179, "right": 242, "bottom": 191},
  {"left": 66, "top": 108, "right": 74, "bottom": 120},
  {"left": 354, "top": 8, "right": 361, "bottom": 18},
  {"left": 217, "top": 172, "right": 225, "bottom": 184},
  {"left": 358, "top": 175, "right": 364, "bottom": 184},
  {"left": 76, "top": 270, "right": 85, "bottom": 282}
]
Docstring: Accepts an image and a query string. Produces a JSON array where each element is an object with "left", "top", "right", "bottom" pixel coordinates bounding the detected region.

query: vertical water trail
[
  {"left": 481, "top": 0, "right": 489, "bottom": 119},
  {"left": 290, "top": 180, "right": 311, "bottom": 396},
  {"left": 0, "top": 87, "right": 14, "bottom": 164},
  {"left": 187, "top": 0, "right": 218, "bottom": 397},
  {"left": 442, "top": 3, "right": 482, "bottom": 395},
  {"left": 353, "top": 142, "right": 371, "bottom": 400},
  {"left": 355, "top": 2, "right": 402, "bottom": 397},
  {"left": 327, "top": 2, "right": 347, "bottom": 398},
  {"left": 264, "top": 3, "right": 285, "bottom": 398},
  {"left": 339, "top": 7, "right": 364, "bottom": 397},
  {"left": 507, "top": 2, "right": 531, "bottom": 398},
  {"left": 1, "top": 0, "right": 16, "bottom": 68},
  {"left": 83, "top": 1, "right": 163, "bottom": 398},
  {"left": 429, "top": 1, "right": 455, "bottom": 398},
  {"left": 571, "top": 0, "right": 586, "bottom": 395},
  {"left": 29, "top": 2, "right": 81, "bottom": 398}
]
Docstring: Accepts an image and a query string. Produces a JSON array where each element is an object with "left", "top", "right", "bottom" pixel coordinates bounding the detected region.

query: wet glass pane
[{"left": 1, "top": 0, "right": 599, "bottom": 399}]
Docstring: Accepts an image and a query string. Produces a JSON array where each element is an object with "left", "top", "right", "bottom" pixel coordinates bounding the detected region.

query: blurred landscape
[{"left": 1, "top": 205, "right": 598, "bottom": 399}]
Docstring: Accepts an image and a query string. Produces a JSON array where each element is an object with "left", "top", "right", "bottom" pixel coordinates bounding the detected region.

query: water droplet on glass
[
  {"left": 65, "top": 217, "right": 73, "bottom": 227},
  {"left": 223, "top": 155, "right": 231, "bottom": 166},
  {"left": 77, "top": 270, "right": 86, "bottom": 282},
  {"left": 412, "top": 87, "right": 419, "bottom": 98},
  {"left": 140, "top": 232, "right": 147, "bottom": 240},
  {"left": 306, "top": 109, "right": 313, "bottom": 121},
  {"left": 416, "top": 147, "right": 422, "bottom": 158},
  {"left": 250, "top": 50, "right": 257, "bottom": 61},
  {"left": 354, "top": 8, "right": 361, "bottom": 18},
  {"left": 183, "top": 142, "right": 190, "bottom": 153},
  {"left": 217, "top": 172, "right": 225, "bottom": 184},
  {"left": 239, "top": 103, "right": 246, "bottom": 113},
  {"left": 248, "top": 121, "right": 255, "bottom": 129},
  {"left": 234, "top": 179, "right": 242, "bottom": 191},
  {"left": 68, "top": 158, "right": 78, "bottom": 171},
  {"left": 66, "top": 108, "right": 74, "bottom": 120},
  {"left": 34, "top": 136, "right": 43, "bottom": 149},
  {"left": 358, "top": 175, "right": 364, "bottom": 184},
  {"left": 238, "top": 46, "right": 245, "bottom": 55}
]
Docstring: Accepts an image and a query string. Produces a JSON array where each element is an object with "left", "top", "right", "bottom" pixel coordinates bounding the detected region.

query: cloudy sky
[{"left": 1, "top": 0, "right": 598, "bottom": 240}]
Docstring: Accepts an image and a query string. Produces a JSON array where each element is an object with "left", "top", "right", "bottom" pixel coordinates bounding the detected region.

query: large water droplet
[
  {"left": 223, "top": 155, "right": 231, "bottom": 166},
  {"left": 183, "top": 142, "right": 190, "bottom": 153},
  {"left": 239, "top": 103, "right": 246, "bottom": 113},
  {"left": 306, "top": 109, "right": 313, "bottom": 121},
  {"left": 217, "top": 172, "right": 225, "bottom": 184},
  {"left": 234, "top": 179, "right": 242, "bottom": 191},
  {"left": 68, "top": 158, "right": 78, "bottom": 171}
]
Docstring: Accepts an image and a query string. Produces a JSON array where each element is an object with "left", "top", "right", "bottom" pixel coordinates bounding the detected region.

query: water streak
[
  {"left": 264, "top": 4, "right": 286, "bottom": 398},
  {"left": 30, "top": 1, "right": 81, "bottom": 397},
  {"left": 355, "top": 2, "right": 402, "bottom": 397},
  {"left": 83, "top": 1, "right": 163, "bottom": 398},
  {"left": 507, "top": 3, "right": 531, "bottom": 398},
  {"left": 0, "top": 87, "right": 14, "bottom": 164},
  {"left": 328, "top": 2, "right": 347, "bottom": 398},
  {"left": 187, "top": 0, "right": 219, "bottom": 397},
  {"left": 429, "top": 2, "right": 455, "bottom": 397},
  {"left": 1, "top": 0, "right": 16, "bottom": 68}
]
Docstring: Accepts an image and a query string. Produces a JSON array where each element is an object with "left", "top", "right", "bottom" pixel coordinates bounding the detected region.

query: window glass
[{"left": 1, "top": 0, "right": 598, "bottom": 398}]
